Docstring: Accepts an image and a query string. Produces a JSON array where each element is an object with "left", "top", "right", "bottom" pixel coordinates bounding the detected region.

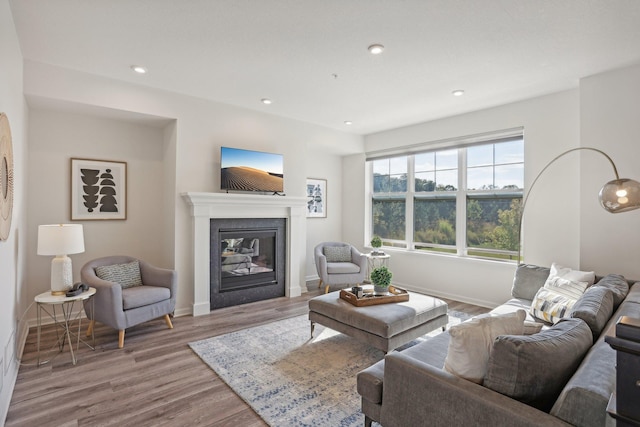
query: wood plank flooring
[{"left": 6, "top": 284, "right": 489, "bottom": 427}]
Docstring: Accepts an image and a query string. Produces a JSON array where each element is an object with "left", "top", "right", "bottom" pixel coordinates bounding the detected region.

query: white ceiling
[{"left": 9, "top": 0, "right": 640, "bottom": 135}]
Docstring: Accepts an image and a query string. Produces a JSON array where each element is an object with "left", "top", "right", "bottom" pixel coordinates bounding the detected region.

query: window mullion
[
  {"left": 457, "top": 147, "right": 467, "bottom": 256},
  {"left": 406, "top": 155, "right": 415, "bottom": 250}
]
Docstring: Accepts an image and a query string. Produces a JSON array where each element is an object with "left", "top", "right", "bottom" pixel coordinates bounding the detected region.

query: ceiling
[{"left": 9, "top": 0, "right": 640, "bottom": 135}]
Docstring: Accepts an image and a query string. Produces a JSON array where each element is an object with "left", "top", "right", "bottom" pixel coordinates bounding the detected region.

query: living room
[{"left": 2, "top": 1, "right": 640, "bottom": 425}]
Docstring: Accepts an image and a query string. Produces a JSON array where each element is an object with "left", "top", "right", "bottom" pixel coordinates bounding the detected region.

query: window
[{"left": 369, "top": 136, "right": 524, "bottom": 261}]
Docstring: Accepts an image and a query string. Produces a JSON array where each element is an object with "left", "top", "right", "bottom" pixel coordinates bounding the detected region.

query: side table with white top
[
  {"left": 364, "top": 252, "right": 391, "bottom": 283},
  {"left": 35, "top": 287, "right": 96, "bottom": 366}
]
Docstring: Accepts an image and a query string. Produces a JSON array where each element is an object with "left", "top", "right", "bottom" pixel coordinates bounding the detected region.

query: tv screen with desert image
[{"left": 220, "top": 147, "right": 284, "bottom": 193}]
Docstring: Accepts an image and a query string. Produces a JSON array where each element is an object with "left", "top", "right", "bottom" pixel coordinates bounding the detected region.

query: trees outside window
[{"left": 370, "top": 137, "right": 524, "bottom": 261}]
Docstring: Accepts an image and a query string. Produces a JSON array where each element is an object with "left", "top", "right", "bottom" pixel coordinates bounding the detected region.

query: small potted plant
[
  {"left": 370, "top": 235, "right": 383, "bottom": 255},
  {"left": 370, "top": 265, "right": 392, "bottom": 295}
]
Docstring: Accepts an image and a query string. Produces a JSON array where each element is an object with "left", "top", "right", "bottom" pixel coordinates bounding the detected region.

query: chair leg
[
  {"left": 324, "top": 284, "right": 330, "bottom": 294},
  {"left": 86, "top": 319, "right": 95, "bottom": 337},
  {"left": 164, "top": 314, "right": 174, "bottom": 329},
  {"left": 118, "top": 330, "right": 125, "bottom": 349},
  {"left": 318, "top": 279, "right": 323, "bottom": 288}
]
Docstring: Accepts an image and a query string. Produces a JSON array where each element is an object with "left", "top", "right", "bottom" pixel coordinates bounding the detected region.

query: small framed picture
[
  {"left": 71, "top": 158, "right": 127, "bottom": 220},
  {"left": 306, "top": 178, "right": 327, "bottom": 218}
]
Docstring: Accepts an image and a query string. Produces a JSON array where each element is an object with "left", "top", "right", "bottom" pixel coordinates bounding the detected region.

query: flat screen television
[{"left": 220, "top": 147, "right": 284, "bottom": 193}]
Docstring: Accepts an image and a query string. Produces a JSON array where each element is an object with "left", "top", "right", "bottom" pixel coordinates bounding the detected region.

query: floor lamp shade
[{"left": 37, "top": 224, "right": 85, "bottom": 295}]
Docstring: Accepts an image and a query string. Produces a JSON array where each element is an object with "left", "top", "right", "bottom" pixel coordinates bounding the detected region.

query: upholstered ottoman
[{"left": 308, "top": 291, "right": 448, "bottom": 352}]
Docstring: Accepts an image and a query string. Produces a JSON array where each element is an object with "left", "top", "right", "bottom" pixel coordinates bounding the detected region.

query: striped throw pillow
[{"left": 530, "top": 287, "right": 578, "bottom": 324}]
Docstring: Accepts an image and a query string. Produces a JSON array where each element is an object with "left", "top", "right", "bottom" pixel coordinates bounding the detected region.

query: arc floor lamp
[{"left": 518, "top": 147, "right": 640, "bottom": 262}]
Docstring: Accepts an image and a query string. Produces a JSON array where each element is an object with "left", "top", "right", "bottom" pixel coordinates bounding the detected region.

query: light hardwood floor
[{"left": 6, "top": 284, "right": 489, "bottom": 427}]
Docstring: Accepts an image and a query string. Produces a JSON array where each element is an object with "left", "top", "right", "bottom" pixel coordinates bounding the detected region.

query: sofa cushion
[
  {"left": 326, "top": 262, "right": 360, "bottom": 274},
  {"left": 569, "top": 285, "right": 614, "bottom": 341},
  {"left": 484, "top": 318, "right": 593, "bottom": 412},
  {"left": 552, "top": 298, "right": 640, "bottom": 426},
  {"left": 95, "top": 260, "right": 143, "bottom": 289},
  {"left": 443, "top": 310, "right": 526, "bottom": 384},
  {"left": 594, "top": 274, "right": 629, "bottom": 308},
  {"left": 323, "top": 245, "right": 352, "bottom": 262},
  {"left": 122, "top": 285, "right": 171, "bottom": 310},
  {"left": 511, "top": 264, "right": 550, "bottom": 300}
]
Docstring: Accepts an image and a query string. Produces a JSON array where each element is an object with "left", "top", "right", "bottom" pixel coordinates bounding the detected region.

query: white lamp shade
[{"left": 37, "top": 224, "right": 85, "bottom": 256}]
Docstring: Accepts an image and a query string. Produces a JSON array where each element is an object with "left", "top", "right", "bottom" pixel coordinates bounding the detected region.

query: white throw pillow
[
  {"left": 550, "top": 262, "right": 595, "bottom": 285},
  {"left": 443, "top": 310, "right": 526, "bottom": 384},
  {"left": 543, "top": 276, "right": 589, "bottom": 300}
]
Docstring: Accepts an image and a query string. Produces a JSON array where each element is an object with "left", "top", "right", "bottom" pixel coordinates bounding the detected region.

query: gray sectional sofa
[{"left": 357, "top": 264, "right": 640, "bottom": 427}]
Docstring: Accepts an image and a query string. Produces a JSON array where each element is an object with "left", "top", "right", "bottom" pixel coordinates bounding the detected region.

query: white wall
[
  {"left": 22, "top": 61, "right": 364, "bottom": 316},
  {"left": 580, "top": 63, "right": 640, "bottom": 279},
  {"left": 26, "top": 109, "right": 172, "bottom": 303},
  {"left": 304, "top": 147, "right": 344, "bottom": 281},
  {"left": 0, "top": 0, "right": 28, "bottom": 421},
  {"left": 351, "top": 90, "right": 581, "bottom": 307}
]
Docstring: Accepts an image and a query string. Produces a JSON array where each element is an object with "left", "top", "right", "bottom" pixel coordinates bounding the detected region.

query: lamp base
[{"left": 50, "top": 255, "right": 73, "bottom": 295}]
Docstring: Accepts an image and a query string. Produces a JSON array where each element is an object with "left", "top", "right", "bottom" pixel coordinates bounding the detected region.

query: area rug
[{"left": 189, "top": 311, "right": 470, "bottom": 427}]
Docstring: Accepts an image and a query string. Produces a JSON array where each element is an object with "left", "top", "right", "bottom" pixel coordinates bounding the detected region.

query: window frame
[{"left": 368, "top": 134, "right": 524, "bottom": 262}]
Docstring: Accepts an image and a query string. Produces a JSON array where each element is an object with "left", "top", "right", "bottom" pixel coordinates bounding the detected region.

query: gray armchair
[
  {"left": 81, "top": 255, "right": 177, "bottom": 349},
  {"left": 314, "top": 242, "right": 367, "bottom": 293}
]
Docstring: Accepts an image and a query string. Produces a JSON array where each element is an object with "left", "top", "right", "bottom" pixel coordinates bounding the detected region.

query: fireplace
[
  {"left": 210, "top": 218, "right": 286, "bottom": 309},
  {"left": 183, "top": 192, "right": 307, "bottom": 316}
]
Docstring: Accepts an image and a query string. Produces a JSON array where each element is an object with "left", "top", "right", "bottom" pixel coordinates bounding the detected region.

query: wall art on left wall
[{"left": 71, "top": 158, "right": 127, "bottom": 220}]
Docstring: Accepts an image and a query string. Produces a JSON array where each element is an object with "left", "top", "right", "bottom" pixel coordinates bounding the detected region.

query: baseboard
[{"left": 392, "top": 281, "right": 496, "bottom": 309}]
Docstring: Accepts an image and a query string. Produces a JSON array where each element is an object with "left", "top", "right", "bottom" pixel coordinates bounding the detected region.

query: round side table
[
  {"left": 35, "top": 287, "right": 96, "bottom": 366},
  {"left": 364, "top": 253, "right": 391, "bottom": 283}
]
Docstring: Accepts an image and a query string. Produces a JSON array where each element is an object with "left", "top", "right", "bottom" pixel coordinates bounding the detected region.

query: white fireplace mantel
[{"left": 182, "top": 192, "right": 308, "bottom": 316}]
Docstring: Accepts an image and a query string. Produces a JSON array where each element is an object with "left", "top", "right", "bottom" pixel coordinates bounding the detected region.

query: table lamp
[{"left": 37, "top": 224, "right": 85, "bottom": 295}]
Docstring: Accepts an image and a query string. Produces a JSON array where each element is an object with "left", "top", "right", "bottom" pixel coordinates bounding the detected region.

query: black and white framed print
[
  {"left": 71, "top": 158, "right": 127, "bottom": 220},
  {"left": 306, "top": 178, "right": 326, "bottom": 218}
]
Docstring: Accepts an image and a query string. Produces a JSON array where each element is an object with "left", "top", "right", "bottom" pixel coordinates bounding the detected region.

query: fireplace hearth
[{"left": 210, "top": 218, "right": 286, "bottom": 309}]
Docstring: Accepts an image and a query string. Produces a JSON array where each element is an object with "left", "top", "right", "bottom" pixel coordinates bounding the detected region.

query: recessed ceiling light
[
  {"left": 131, "top": 65, "right": 147, "bottom": 74},
  {"left": 344, "top": 121, "right": 353, "bottom": 126},
  {"left": 261, "top": 98, "right": 272, "bottom": 105},
  {"left": 452, "top": 90, "right": 465, "bottom": 97},
  {"left": 368, "top": 44, "right": 385, "bottom": 55}
]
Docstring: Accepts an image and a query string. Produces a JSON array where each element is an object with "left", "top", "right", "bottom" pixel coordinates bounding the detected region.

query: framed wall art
[
  {"left": 306, "top": 178, "right": 326, "bottom": 218},
  {"left": 0, "top": 113, "right": 14, "bottom": 240},
  {"left": 71, "top": 158, "right": 127, "bottom": 220}
]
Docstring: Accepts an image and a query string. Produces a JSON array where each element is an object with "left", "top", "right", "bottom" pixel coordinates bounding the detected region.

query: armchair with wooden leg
[
  {"left": 314, "top": 242, "right": 366, "bottom": 293},
  {"left": 80, "top": 255, "right": 177, "bottom": 349}
]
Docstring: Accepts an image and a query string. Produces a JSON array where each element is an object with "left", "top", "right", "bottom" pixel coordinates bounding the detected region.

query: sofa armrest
[{"left": 380, "top": 352, "right": 571, "bottom": 427}]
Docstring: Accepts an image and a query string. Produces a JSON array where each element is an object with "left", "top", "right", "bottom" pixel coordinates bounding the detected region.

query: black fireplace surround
[{"left": 210, "top": 218, "right": 286, "bottom": 309}]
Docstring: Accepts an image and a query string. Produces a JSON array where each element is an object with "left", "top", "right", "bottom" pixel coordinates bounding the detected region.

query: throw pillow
[
  {"left": 511, "top": 264, "right": 551, "bottom": 301},
  {"left": 569, "top": 285, "right": 614, "bottom": 341},
  {"left": 550, "top": 262, "right": 595, "bottom": 286},
  {"left": 95, "top": 260, "right": 143, "bottom": 289},
  {"left": 323, "top": 246, "right": 352, "bottom": 262},
  {"left": 543, "top": 276, "right": 589, "bottom": 300},
  {"left": 443, "top": 310, "right": 526, "bottom": 384},
  {"left": 484, "top": 318, "right": 593, "bottom": 412},
  {"left": 530, "top": 287, "right": 577, "bottom": 324}
]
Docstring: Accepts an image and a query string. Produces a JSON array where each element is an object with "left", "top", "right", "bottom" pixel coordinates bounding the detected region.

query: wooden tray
[{"left": 340, "top": 285, "right": 409, "bottom": 307}]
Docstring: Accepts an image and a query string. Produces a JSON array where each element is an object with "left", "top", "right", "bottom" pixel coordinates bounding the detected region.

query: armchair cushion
[
  {"left": 327, "top": 262, "right": 361, "bottom": 274},
  {"left": 95, "top": 260, "right": 143, "bottom": 289},
  {"left": 122, "top": 285, "right": 171, "bottom": 310},
  {"left": 323, "top": 245, "right": 352, "bottom": 262}
]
